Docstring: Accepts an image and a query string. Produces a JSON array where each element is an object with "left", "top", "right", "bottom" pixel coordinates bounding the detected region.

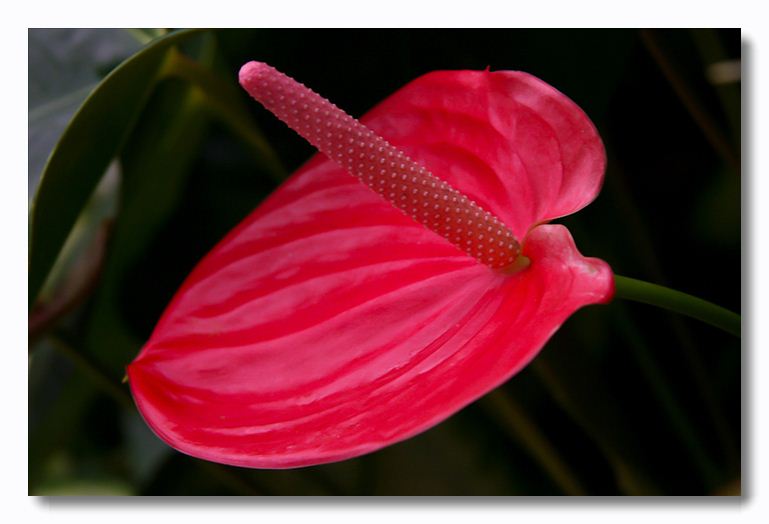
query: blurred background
[{"left": 28, "top": 29, "right": 741, "bottom": 495}]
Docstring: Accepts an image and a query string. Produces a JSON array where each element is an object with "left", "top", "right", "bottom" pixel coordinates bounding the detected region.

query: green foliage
[{"left": 29, "top": 29, "right": 203, "bottom": 308}]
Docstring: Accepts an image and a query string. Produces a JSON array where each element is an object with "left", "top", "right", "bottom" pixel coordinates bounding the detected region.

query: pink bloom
[{"left": 127, "top": 62, "right": 614, "bottom": 468}]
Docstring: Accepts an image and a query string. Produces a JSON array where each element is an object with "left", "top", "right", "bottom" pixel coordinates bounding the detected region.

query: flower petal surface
[
  {"left": 129, "top": 69, "right": 612, "bottom": 468},
  {"left": 366, "top": 69, "right": 606, "bottom": 240}
]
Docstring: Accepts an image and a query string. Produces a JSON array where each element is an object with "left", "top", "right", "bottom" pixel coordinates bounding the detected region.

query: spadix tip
[{"left": 238, "top": 61, "right": 271, "bottom": 93}]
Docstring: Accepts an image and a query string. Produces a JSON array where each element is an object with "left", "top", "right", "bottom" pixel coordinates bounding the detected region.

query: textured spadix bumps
[
  {"left": 128, "top": 62, "right": 614, "bottom": 468},
  {"left": 239, "top": 62, "right": 520, "bottom": 269}
]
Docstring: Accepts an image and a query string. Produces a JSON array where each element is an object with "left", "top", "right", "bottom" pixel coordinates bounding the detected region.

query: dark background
[{"left": 28, "top": 29, "right": 741, "bottom": 495}]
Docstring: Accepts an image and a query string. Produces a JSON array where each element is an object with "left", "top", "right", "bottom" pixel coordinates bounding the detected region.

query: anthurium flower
[{"left": 127, "top": 62, "right": 614, "bottom": 469}]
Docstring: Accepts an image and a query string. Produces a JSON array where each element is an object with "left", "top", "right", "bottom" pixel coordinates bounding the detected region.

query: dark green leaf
[
  {"left": 29, "top": 29, "right": 205, "bottom": 308},
  {"left": 82, "top": 40, "right": 216, "bottom": 376}
]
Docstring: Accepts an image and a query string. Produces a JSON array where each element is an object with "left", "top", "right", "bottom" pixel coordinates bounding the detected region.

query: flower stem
[
  {"left": 613, "top": 274, "right": 740, "bottom": 337},
  {"left": 480, "top": 390, "right": 587, "bottom": 495}
]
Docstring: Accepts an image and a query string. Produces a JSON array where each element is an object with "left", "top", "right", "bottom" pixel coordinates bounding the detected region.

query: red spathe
[{"left": 128, "top": 67, "right": 614, "bottom": 468}]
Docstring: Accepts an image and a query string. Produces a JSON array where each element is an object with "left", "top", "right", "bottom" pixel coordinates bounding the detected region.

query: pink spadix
[{"left": 239, "top": 61, "right": 521, "bottom": 269}]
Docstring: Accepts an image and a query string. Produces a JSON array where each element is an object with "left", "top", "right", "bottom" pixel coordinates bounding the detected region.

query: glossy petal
[
  {"left": 364, "top": 69, "right": 606, "bottom": 240},
  {"left": 128, "top": 69, "right": 613, "bottom": 468}
]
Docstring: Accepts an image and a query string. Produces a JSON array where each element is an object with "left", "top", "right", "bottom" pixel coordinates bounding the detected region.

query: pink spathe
[{"left": 128, "top": 61, "right": 614, "bottom": 468}]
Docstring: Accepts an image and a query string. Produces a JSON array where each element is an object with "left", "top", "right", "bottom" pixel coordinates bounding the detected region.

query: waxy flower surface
[{"left": 128, "top": 62, "right": 614, "bottom": 468}]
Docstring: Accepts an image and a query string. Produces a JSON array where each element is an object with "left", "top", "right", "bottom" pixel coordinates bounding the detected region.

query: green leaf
[
  {"left": 28, "top": 344, "right": 99, "bottom": 492},
  {"left": 29, "top": 28, "right": 206, "bottom": 309},
  {"left": 161, "top": 48, "right": 286, "bottom": 181},
  {"left": 126, "top": 28, "right": 170, "bottom": 45},
  {"left": 122, "top": 411, "right": 173, "bottom": 485},
  {"left": 36, "top": 479, "right": 134, "bottom": 496},
  {"left": 82, "top": 39, "right": 216, "bottom": 376},
  {"left": 532, "top": 308, "right": 663, "bottom": 495},
  {"left": 29, "top": 29, "right": 141, "bottom": 198}
]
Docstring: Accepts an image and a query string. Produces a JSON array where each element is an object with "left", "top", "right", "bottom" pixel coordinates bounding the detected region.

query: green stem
[
  {"left": 640, "top": 29, "right": 740, "bottom": 173},
  {"left": 612, "top": 306, "right": 721, "bottom": 487},
  {"left": 613, "top": 274, "right": 740, "bottom": 337},
  {"left": 480, "top": 390, "right": 587, "bottom": 495},
  {"left": 48, "top": 332, "right": 133, "bottom": 409},
  {"left": 161, "top": 48, "right": 287, "bottom": 182}
]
